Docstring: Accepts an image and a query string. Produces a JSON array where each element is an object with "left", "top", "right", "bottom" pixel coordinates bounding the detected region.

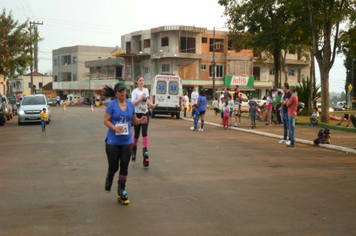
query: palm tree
[{"left": 296, "top": 78, "right": 321, "bottom": 111}]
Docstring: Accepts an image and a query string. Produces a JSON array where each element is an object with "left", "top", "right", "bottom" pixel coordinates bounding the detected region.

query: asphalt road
[{"left": 1, "top": 106, "right": 356, "bottom": 236}]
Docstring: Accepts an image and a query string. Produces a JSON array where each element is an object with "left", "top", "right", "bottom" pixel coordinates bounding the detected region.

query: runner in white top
[
  {"left": 183, "top": 92, "right": 189, "bottom": 117},
  {"left": 131, "top": 76, "right": 155, "bottom": 166}
]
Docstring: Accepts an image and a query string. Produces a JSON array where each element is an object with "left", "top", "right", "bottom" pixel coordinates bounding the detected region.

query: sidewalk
[{"left": 182, "top": 110, "right": 356, "bottom": 154}]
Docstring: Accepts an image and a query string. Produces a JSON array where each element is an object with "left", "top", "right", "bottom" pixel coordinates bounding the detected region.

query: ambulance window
[
  {"left": 156, "top": 81, "right": 167, "bottom": 94},
  {"left": 169, "top": 81, "right": 179, "bottom": 95}
]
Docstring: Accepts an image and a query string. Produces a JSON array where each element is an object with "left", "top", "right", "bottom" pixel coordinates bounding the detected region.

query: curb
[{"left": 182, "top": 118, "right": 356, "bottom": 154}]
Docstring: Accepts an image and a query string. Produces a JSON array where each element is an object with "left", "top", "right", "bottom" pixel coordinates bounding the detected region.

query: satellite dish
[{"left": 38, "top": 31, "right": 44, "bottom": 38}]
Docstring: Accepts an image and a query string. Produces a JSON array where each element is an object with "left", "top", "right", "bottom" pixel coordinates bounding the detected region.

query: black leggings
[
  {"left": 134, "top": 113, "right": 149, "bottom": 139},
  {"left": 105, "top": 144, "right": 131, "bottom": 175}
]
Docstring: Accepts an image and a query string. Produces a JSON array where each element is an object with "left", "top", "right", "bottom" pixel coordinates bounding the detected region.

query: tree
[
  {"left": 219, "top": 0, "right": 292, "bottom": 86},
  {"left": 0, "top": 9, "right": 36, "bottom": 79},
  {"left": 306, "top": 0, "right": 356, "bottom": 123}
]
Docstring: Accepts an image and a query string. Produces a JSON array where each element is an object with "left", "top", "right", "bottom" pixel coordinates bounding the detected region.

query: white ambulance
[{"left": 150, "top": 74, "right": 183, "bottom": 119}]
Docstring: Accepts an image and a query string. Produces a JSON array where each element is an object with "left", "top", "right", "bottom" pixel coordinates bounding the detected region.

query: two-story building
[
  {"left": 52, "top": 45, "right": 116, "bottom": 99},
  {"left": 9, "top": 71, "right": 52, "bottom": 96},
  {"left": 119, "top": 25, "right": 311, "bottom": 99}
]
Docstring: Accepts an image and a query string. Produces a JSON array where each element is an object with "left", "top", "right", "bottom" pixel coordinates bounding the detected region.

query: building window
[
  {"left": 216, "top": 65, "right": 224, "bottom": 78},
  {"left": 54, "top": 75, "right": 58, "bottom": 82},
  {"left": 228, "top": 40, "right": 233, "bottom": 50},
  {"left": 269, "top": 68, "right": 275, "bottom": 75},
  {"left": 162, "top": 64, "right": 170, "bottom": 73},
  {"left": 62, "top": 55, "right": 71, "bottom": 65},
  {"left": 253, "top": 67, "right": 260, "bottom": 80},
  {"left": 209, "top": 38, "right": 224, "bottom": 52},
  {"left": 144, "top": 39, "right": 150, "bottom": 48},
  {"left": 39, "top": 82, "right": 43, "bottom": 88},
  {"left": 28, "top": 82, "right": 31, "bottom": 88},
  {"left": 297, "top": 69, "right": 301, "bottom": 82},
  {"left": 161, "top": 37, "right": 169, "bottom": 47},
  {"left": 126, "top": 42, "right": 131, "bottom": 54},
  {"left": 144, "top": 67, "right": 150, "bottom": 74},
  {"left": 202, "top": 37, "right": 207, "bottom": 43},
  {"left": 126, "top": 65, "right": 131, "bottom": 78},
  {"left": 73, "top": 74, "right": 77, "bottom": 81},
  {"left": 180, "top": 37, "right": 196, "bottom": 53},
  {"left": 73, "top": 56, "right": 77, "bottom": 64},
  {"left": 289, "top": 69, "right": 295, "bottom": 76},
  {"left": 53, "top": 59, "right": 57, "bottom": 66},
  {"left": 201, "top": 64, "right": 207, "bottom": 71},
  {"left": 209, "top": 65, "right": 224, "bottom": 78}
]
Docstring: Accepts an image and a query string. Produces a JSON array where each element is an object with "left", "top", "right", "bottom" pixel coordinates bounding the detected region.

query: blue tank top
[{"left": 198, "top": 96, "right": 206, "bottom": 112}]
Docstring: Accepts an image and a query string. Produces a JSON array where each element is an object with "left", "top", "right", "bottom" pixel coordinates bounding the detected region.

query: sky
[{"left": 3, "top": 0, "right": 347, "bottom": 93}]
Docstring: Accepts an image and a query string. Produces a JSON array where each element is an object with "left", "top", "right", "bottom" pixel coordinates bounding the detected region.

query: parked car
[
  {"left": 334, "top": 103, "right": 350, "bottom": 111},
  {"left": 18, "top": 94, "right": 51, "bottom": 125},
  {"left": 0, "top": 98, "right": 6, "bottom": 126},
  {"left": 1, "top": 96, "right": 13, "bottom": 120},
  {"left": 7, "top": 96, "right": 18, "bottom": 115},
  {"left": 102, "top": 97, "right": 112, "bottom": 107}
]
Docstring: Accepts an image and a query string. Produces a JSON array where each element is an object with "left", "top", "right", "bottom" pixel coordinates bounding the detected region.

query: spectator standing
[
  {"left": 279, "top": 83, "right": 291, "bottom": 144},
  {"left": 212, "top": 97, "right": 218, "bottom": 116},
  {"left": 223, "top": 98, "right": 230, "bottom": 129},
  {"left": 228, "top": 96, "right": 234, "bottom": 127},
  {"left": 197, "top": 90, "right": 206, "bottom": 131},
  {"left": 286, "top": 86, "right": 298, "bottom": 147},
  {"left": 233, "top": 95, "right": 241, "bottom": 127},
  {"left": 219, "top": 92, "right": 225, "bottom": 125},
  {"left": 191, "top": 104, "right": 200, "bottom": 131},
  {"left": 56, "top": 94, "right": 60, "bottom": 106},
  {"left": 250, "top": 103, "right": 258, "bottom": 129},
  {"left": 191, "top": 87, "right": 199, "bottom": 116},
  {"left": 276, "top": 91, "right": 283, "bottom": 125},
  {"left": 265, "top": 91, "right": 272, "bottom": 126},
  {"left": 183, "top": 92, "right": 189, "bottom": 117}
]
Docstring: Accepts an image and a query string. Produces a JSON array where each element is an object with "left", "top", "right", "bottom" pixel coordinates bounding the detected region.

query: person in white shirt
[
  {"left": 131, "top": 76, "right": 155, "bottom": 166},
  {"left": 183, "top": 92, "right": 189, "bottom": 117},
  {"left": 190, "top": 87, "right": 199, "bottom": 117}
]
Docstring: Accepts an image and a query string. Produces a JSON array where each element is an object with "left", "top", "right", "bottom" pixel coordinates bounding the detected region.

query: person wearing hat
[
  {"left": 103, "top": 83, "right": 148, "bottom": 204},
  {"left": 286, "top": 85, "right": 298, "bottom": 147}
]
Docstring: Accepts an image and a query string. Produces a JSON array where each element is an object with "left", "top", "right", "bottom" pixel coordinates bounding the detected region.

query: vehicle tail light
[
  {"left": 153, "top": 95, "right": 155, "bottom": 104},
  {"left": 179, "top": 96, "right": 181, "bottom": 106}
]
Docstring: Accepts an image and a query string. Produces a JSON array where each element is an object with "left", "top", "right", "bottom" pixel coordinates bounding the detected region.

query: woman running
[
  {"left": 103, "top": 83, "right": 147, "bottom": 204},
  {"left": 131, "top": 76, "right": 155, "bottom": 166}
]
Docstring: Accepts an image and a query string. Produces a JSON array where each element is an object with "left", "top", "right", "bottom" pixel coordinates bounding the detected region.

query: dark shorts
[
  {"left": 199, "top": 110, "right": 206, "bottom": 115},
  {"left": 214, "top": 108, "right": 219, "bottom": 113},
  {"left": 221, "top": 112, "right": 224, "bottom": 119}
]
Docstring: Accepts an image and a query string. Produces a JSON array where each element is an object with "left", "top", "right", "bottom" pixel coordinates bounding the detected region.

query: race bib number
[{"left": 115, "top": 123, "right": 129, "bottom": 136}]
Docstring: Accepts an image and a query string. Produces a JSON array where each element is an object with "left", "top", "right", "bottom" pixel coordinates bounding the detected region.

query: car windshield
[{"left": 22, "top": 96, "right": 46, "bottom": 105}]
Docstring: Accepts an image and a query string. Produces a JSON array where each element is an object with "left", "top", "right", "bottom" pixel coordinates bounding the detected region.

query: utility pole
[
  {"left": 212, "top": 27, "right": 216, "bottom": 100},
  {"left": 29, "top": 21, "right": 43, "bottom": 94}
]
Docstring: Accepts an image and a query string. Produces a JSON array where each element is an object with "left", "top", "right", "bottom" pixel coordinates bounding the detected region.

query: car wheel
[
  {"left": 0, "top": 116, "right": 4, "bottom": 126},
  {"left": 176, "top": 112, "right": 180, "bottom": 119},
  {"left": 18, "top": 120, "right": 22, "bottom": 126}
]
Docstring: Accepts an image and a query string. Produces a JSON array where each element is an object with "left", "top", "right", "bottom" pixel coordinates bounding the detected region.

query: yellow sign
[{"left": 349, "top": 83, "right": 353, "bottom": 91}]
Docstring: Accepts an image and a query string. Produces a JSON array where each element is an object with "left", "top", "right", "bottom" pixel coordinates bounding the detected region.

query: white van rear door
[
  {"left": 167, "top": 80, "right": 179, "bottom": 107},
  {"left": 155, "top": 80, "right": 168, "bottom": 106}
]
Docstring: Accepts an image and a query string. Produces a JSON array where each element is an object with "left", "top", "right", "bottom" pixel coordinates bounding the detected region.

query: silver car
[{"left": 18, "top": 94, "right": 51, "bottom": 125}]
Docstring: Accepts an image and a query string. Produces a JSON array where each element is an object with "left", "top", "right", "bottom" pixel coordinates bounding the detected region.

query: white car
[{"left": 18, "top": 94, "right": 51, "bottom": 125}]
